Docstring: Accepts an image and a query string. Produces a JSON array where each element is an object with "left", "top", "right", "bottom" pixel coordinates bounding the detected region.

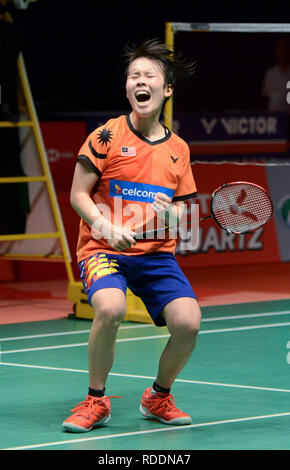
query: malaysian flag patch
[{"left": 121, "top": 146, "right": 136, "bottom": 156}]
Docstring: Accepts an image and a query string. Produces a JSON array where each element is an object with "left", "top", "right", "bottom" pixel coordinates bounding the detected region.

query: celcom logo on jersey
[{"left": 109, "top": 179, "right": 174, "bottom": 203}]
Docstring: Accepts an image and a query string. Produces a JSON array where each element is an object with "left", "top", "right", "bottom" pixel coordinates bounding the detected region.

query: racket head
[{"left": 210, "top": 181, "right": 273, "bottom": 235}]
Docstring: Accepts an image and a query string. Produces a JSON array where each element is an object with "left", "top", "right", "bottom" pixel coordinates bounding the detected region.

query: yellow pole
[
  {"left": 0, "top": 232, "right": 60, "bottom": 242},
  {"left": 0, "top": 176, "right": 46, "bottom": 183},
  {"left": 0, "top": 253, "right": 65, "bottom": 261},
  {"left": 0, "top": 121, "right": 33, "bottom": 127},
  {"left": 164, "top": 22, "right": 174, "bottom": 130}
]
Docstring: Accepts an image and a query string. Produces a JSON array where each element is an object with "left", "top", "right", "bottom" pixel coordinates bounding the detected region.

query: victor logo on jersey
[{"left": 109, "top": 179, "right": 174, "bottom": 203}]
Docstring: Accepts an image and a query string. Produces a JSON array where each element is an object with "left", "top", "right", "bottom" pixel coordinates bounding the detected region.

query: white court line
[
  {"left": 1, "top": 310, "right": 289, "bottom": 343},
  {"left": 2, "top": 361, "right": 290, "bottom": 394},
  {"left": 0, "top": 323, "right": 155, "bottom": 342},
  {"left": 200, "top": 321, "right": 290, "bottom": 334},
  {"left": 203, "top": 310, "right": 290, "bottom": 323},
  {"left": 0, "top": 329, "right": 91, "bottom": 342},
  {"left": 0, "top": 335, "right": 169, "bottom": 355},
  {"left": 4, "top": 411, "right": 290, "bottom": 450},
  {"left": 2, "top": 321, "right": 290, "bottom": 355}
]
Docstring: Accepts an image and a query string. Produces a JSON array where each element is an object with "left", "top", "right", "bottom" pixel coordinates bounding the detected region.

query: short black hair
[{"left": 123, "top": 38, "right": 196, "bottom": 87}]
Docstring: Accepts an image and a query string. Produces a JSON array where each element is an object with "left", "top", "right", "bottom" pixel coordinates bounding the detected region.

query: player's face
[{"left": 126, "top": 57, "right": 173, "bottom": 118}]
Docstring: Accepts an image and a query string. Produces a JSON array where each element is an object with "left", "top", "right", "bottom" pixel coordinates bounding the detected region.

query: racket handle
[
  {"left": 134, "top": 227, "right": 170, "bottom": 240},
  {"left": 134, "top": 215, "right": 212, "bottom": 240}
]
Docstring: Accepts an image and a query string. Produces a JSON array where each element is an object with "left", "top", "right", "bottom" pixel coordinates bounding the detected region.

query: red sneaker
[
  {"left": 139, "top": 388, "right": 192, "bottom": 425},
  {"left": 62, "top": 395, "right": 112, "bottom": 432}
]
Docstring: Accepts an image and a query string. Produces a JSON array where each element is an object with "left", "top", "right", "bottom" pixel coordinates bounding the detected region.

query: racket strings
[{"left": 211, "top": 183, "right": 273, "bottom": 233}]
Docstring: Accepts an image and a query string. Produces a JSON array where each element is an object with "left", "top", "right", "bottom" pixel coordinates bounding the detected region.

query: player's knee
[
  {"left": 180, "top": 319, "right": 200, "bottom": 339},
  {"left": 94, "top": 303, "right": 126, "bottom": 327},
  {"left": 175, "top": 307, "right": 201, "bottom": 335},
  {"left": 188, "top": 303, "right": 201, "bottom": 335},
  {"left": 170, "top": 310, "right": 201, "bottom": 342}
]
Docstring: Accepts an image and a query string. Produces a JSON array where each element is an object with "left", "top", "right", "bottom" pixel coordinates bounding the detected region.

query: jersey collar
[{"left": 125, "top": 114, "right": 171, "bottom": 146}]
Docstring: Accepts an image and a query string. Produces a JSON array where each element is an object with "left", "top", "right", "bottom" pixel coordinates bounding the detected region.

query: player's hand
[
  {"left": 107, "top": 225, "right": 137, "bottom": 251},
  {"left": 91, "top": 215, "right": 136, "bottom": 251},
  {"left": 152, "top": 192, "right": 172, "bottom": 220}
]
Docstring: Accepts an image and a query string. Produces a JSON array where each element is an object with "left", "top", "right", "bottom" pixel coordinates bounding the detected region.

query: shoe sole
[
  {"left": 62, "top": 414, "right": 111, "bottom": 433},
  {"left": 139, "top": 404, "right": 192, "bottom": 425}
]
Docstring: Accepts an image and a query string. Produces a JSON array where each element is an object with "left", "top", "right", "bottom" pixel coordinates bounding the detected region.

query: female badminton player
[{"left": 62, "top": 39, "right": 201, "bottom": 432}]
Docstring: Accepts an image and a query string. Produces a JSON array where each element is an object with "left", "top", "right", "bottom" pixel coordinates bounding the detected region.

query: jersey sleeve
[
  {"left": 172, "top": 144, "right": 197, "bottom": 202},
  {"left": 77, "top": 127, "right": 109, "bottom": 177}
]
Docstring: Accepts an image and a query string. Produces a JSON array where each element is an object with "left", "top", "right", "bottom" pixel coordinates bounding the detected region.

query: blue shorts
[{"left": 78, "top": 252, "right": 197, "bottom": 327}]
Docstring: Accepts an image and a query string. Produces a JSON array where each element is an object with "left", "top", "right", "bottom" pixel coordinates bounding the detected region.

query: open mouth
[{"left": 135, "top": 90, "right": 151, "bottom": 103}]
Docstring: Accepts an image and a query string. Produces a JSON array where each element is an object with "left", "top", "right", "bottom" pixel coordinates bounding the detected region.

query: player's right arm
[
  {"left": 70, "top": 160, "right": 100, "bottom": 226},
  {"left": 70, "top": 160, "right": 136, "bottom": 251}
]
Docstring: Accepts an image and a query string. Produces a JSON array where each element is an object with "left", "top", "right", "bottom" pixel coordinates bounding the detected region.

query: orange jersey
[{"left": 75, "top": 114, "right": 197, "bottom": 261}]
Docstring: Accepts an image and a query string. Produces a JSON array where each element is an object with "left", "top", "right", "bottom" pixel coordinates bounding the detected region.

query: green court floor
[{"left": 1, "top": 298, "right": 290, "bottom": 450}]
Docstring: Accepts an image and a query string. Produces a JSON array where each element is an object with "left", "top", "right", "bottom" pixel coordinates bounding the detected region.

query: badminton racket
[{"left": 135, "top": 181, "right": 273, "bottom": 239}]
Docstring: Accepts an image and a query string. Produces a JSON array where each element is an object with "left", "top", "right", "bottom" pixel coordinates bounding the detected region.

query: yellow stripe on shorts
[{"left": 87, "top": 255, "right": 119, "bottom": 282}]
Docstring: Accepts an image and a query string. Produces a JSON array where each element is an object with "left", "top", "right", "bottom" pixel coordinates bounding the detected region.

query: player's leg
[
  {"left": 156, "top": 297, "right": 201, "bottom": 389},
  {"left": 140, "top": 297, "right": 201, "bottom": 425},
  {"left": 62, "top": 287, "right": 127, "bottom": 433},
  {"left": 134, "top": 254, "right": 201, "bottom": 425},
  {"left": 88, "top": 288, "right": 127, "bottom": 391},
  {"left": 63, "top": 253, "right": 127, "bottom": 433}
]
